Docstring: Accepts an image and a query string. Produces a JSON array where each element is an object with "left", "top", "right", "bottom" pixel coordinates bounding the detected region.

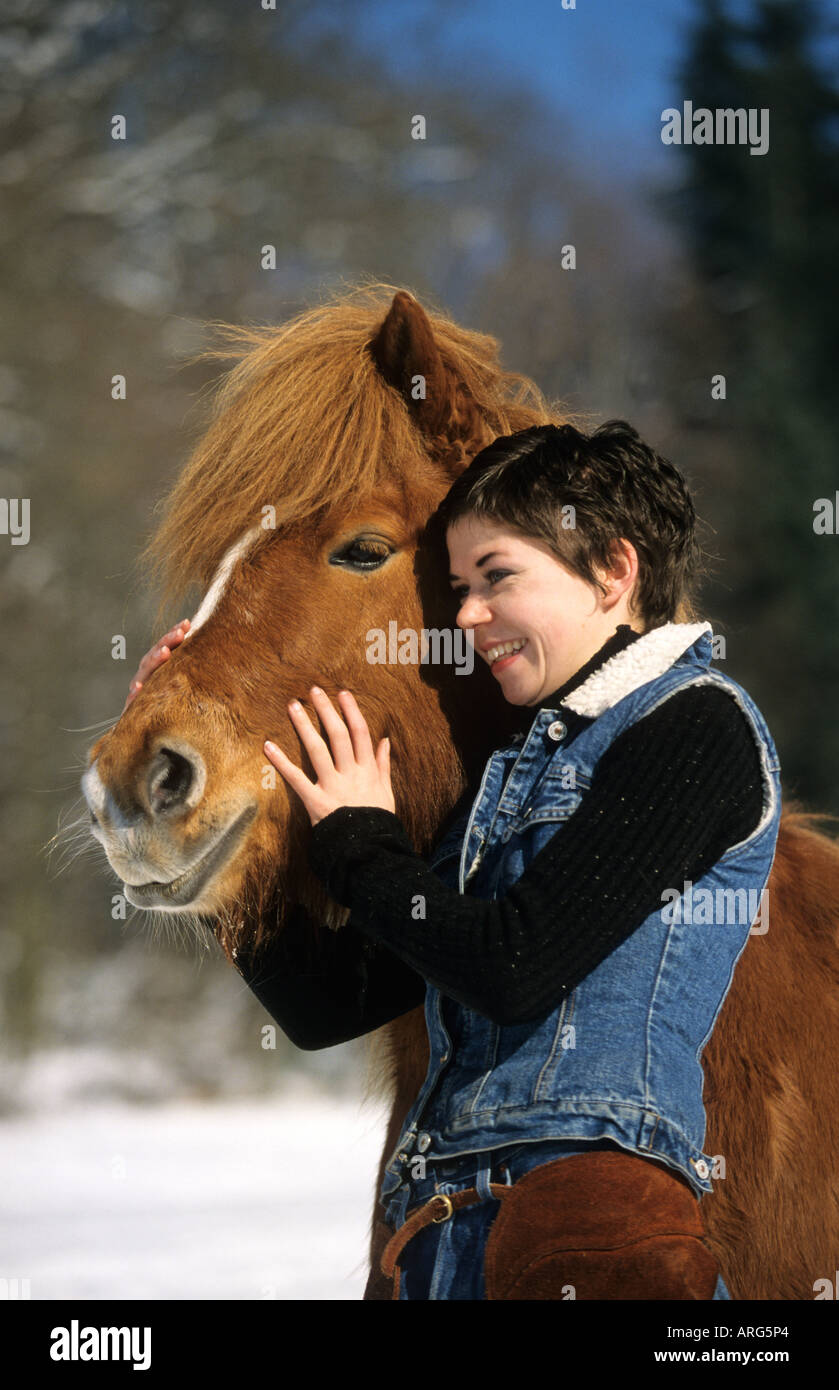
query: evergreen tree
[{"left": 669, "top": 0, "right": 839, "bottom": 807}]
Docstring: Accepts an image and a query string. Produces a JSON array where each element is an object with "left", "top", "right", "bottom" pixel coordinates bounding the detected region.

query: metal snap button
[
  {"left": 417, "top": 1132, "right": 431, "bottom": 1153},
  {"left": 547, "top": 720, "right": 567, "bottom": 741}
]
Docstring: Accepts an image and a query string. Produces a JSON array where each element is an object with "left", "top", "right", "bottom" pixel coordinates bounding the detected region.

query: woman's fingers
[
  {"left": 136, "top": 620, "right": 191, "bottom": 682},
  {"left": 308, "top": 687, "right": 357, "bottom": 770},
  {"left": 264, "top": 687, "right": 393, "bottom": 824},
  {"left": 157, "top": 620, "right": 190, "bottom": 651},
  {"left": 337, "top": 689, "right": 376, "bottom": 763},
  {"left": 378, "top": 734, "right": 391, "bottom": 774},
  {"left": 264, "top": 738, "right": 315, "bottom": 800},
  {"left": 137, "top": 649, "right": 166, "bottom": 682},
  {"left": 123, "top": 620, "right": 191, "bottom": 714},
  {"left": 286, "top": 699, "right": 340, "bottom": 782}
]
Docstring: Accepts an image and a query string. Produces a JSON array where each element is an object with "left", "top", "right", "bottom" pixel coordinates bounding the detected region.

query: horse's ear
[{"left": 367, "top": 290, "right": 485, "bottom": 474}]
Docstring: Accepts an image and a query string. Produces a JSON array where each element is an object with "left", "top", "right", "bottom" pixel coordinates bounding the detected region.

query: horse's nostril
[{"left": 147, "top": 746, "right": 196, "bottom": 815}]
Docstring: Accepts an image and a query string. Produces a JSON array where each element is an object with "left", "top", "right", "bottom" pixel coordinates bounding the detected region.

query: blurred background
[{"left": 1, "top": 0, "right": 837, "bottom": 1295}]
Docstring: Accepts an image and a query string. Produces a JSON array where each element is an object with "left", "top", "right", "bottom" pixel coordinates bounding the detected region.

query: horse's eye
[{"left": 330, "top": 539, "right": 393, "bottom": 572}]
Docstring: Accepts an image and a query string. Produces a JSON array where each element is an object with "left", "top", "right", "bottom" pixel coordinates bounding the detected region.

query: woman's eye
[{"left": 452, "top": 570, "right": 510, "bottom": 601}]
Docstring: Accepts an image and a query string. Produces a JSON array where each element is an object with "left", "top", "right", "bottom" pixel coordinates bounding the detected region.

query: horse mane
[{"left": 139, "top": 279, "right": 564, "bottom": 618}]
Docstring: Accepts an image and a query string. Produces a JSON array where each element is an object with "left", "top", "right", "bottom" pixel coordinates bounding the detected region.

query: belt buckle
[{"left": 431, "top": 1194, "right": 453, "bottom": 1223}]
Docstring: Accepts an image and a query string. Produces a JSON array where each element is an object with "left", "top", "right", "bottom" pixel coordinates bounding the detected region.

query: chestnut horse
[{"left": 81, "top": 283, "right": 839, "bottom": 1300}]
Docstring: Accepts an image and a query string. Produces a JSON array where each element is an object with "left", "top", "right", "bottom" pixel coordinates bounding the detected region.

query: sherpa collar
[{"left": 559, "top": 621, "right": 713, "bottom": 719}]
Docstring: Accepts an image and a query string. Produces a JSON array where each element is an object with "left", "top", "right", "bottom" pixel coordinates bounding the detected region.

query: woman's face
[{"left": 447, "top": 515, "right": 639, "bottom": 707}]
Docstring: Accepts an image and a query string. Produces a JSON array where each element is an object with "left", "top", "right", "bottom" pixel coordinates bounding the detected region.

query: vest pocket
[{"left": 507, "top": 770, "right": 590, "bottom": 830}]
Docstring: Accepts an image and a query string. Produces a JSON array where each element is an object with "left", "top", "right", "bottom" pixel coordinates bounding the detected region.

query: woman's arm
[
  {"left": 231, "top": 783, "right": 484, "bottom": 1049},
  {"left": 232, "top": 784, "right": 483, "bottom": 1048},
  {"left": 305, "top": 685, "right": 765, "bottom": 1026},
  {"left": 233, "top": 784, "right": 481, "bottom": 1048},
  {"left": 231, "top": 905, "right": 426, "bottom": 1051}
]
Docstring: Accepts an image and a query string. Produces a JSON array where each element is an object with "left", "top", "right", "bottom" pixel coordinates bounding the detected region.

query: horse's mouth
[{"left": 123, "top": 805, "right": 258, "bottom": 910}]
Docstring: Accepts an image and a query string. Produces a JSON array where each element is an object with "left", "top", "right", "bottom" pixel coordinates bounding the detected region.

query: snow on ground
[{"left": 0, "top": 1078, "right": 391, "bottom": 1300}]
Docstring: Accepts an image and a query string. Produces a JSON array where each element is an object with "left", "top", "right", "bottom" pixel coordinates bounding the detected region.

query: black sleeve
[
  {"left": 232, "top": 903, "right": 426, "bottom": 1051},
  {"left": 306, "top": 686, "right": 766, "bottom": 1026},
  {"left": 230, "top": 784, "right": 481, "bottom": 1052}
]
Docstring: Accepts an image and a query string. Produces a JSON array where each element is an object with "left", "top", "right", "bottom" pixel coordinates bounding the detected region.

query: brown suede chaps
[{"left": 381, "top": 1149, "right": 721, "bottom": 1300}]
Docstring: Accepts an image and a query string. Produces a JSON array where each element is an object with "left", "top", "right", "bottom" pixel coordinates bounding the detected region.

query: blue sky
[
  {"left": 353, "top": 0, "right": 690, "bottom": 176},
  {"left": 340, "top": 0, "right": 839, "bottom": 183}
]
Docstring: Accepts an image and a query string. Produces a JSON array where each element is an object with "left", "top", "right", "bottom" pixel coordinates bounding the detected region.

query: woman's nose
[{"left": 456, "top": 595, "right": 492, "bottom": 628}]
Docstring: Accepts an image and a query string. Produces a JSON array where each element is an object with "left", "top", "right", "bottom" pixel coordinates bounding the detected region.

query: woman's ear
[{"left": 596, "top": 539, "right": 640, "bottom": 611}]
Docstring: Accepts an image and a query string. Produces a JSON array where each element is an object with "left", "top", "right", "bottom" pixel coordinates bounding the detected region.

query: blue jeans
[{"left": 392, "top": 1137, "right": 732, "bottom": 1301}]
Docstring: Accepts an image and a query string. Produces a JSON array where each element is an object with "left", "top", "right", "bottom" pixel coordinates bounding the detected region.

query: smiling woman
[
  {"left": 228, "top": 418, "right": 775, "bottom": 1303},
  {"left": 260, "top": 419, "right": 780, "bottom": 1303}
]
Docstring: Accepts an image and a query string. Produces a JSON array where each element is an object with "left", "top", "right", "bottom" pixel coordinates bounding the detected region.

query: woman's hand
[
  {"left": 122, "top": 619, "right": 190, "bottom": 714},
  {"left": 264, "top": 686, "right": 395, "bottom": 827}
]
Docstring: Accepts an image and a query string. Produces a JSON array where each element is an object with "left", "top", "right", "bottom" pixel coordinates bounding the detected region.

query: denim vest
[{"left": 380, "top": 622, "right": 782, "bottom": 1221}]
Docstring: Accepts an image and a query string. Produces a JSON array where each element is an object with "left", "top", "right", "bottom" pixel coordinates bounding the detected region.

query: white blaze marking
[{"left": 184, "top": 526, "right": 262, "bottom": 638}]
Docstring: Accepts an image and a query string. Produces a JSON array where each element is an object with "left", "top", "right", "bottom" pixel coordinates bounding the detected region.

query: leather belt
[{"left": 381, "top": 1183, "right": 509, "bottom": 1282}]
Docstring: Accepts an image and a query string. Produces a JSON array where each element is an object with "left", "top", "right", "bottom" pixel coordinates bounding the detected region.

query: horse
[{"left": 80, "top": 282, "right": 839, "bottom": 1300}]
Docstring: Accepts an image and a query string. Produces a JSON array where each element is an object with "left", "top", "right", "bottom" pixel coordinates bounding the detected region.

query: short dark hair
[{"left": 434, "top": 421, "right": 705, "bottom": 630}]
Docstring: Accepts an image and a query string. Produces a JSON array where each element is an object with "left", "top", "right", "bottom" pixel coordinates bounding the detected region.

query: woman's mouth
[{"left": 486, "top": 637, "right": 527, "bottom": 670}]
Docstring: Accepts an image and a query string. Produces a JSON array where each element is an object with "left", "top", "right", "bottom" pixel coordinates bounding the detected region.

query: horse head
[{"left": 81, "top": 285, "right": 560, "bottom": 959}]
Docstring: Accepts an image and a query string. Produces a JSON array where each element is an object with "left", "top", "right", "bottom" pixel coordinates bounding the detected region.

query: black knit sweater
[{"left": 236, "top": 625, "right": 765, "bottom": 1049}]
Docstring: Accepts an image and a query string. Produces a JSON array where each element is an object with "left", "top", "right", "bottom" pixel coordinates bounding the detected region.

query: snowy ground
[{"left": 0, "top": 1079, "right": 391, "bottom": 1300}]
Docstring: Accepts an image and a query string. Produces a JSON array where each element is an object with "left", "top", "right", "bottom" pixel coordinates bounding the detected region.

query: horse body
[{"left": 82, "top": 283, "right": 839, "bottom": 1300}]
